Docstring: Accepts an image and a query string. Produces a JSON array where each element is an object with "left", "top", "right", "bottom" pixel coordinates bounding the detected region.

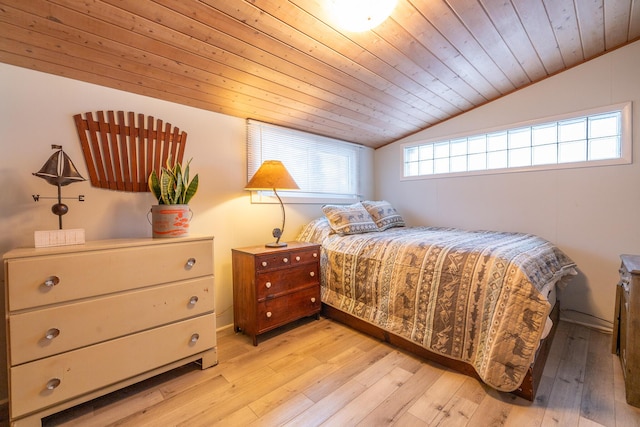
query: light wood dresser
[
  {"left": 3, "top": 236, "right": 218, "bottom": 426},
  {"left": 232, "top": 242, "right": 321, "bottom": 345},
  {"left": 612, "top": 254, "right": 640, "bottom": 407}
]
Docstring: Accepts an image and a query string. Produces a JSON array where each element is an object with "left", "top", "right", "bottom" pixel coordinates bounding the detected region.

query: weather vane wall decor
[{"left": 32, "top": 144, "right": 86, "bottom": 230}]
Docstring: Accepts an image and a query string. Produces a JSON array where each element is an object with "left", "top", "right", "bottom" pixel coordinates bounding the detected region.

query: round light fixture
[{"left": 326, "top": 0, "right": 398, "bottom": 32}]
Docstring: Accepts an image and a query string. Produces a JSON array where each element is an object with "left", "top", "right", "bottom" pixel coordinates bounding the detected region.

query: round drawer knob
[
  {"left": 185, "top": 258, "right": 196, "bottom": 270},
  {"left": 266, "top": 311, "right": 272, "bottom": 318},
  {"left": 265, "top": 282, "right": 272, "bottom": 289},
  {"left": 190, "top": 333, "right": 200, "bottom": 343},
  {"left": 189, "top": 296, "right": 199, "bottom": 305},
  {"left": 262, "top": 261, "right": 268, "bottom": 267},
  {"left": 309, "top": 271, "right": 315, "bottom": 277},
  {"left": 311, "top": 297, "right": 316, "bottom": 303},
  {"left": 296, "top": 256, "right": 301, "bottom": 261},
  {"left": 45, "top": 328, "right": 60, "bottom": 340},
  {"left": 313, "top": 252, "right": 318, "bottom": 257},
  {"left": 46, "top": 378, "right": 61, "bottom": 390},
  {"left": 283, "top": 258, "right": 288, "bottom": 263},
  {"left": 44, "top": 276, "right": 60, "bottom": 288}
]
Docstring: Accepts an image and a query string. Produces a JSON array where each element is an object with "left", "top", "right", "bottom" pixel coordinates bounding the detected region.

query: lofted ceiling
[{"left": 1, "top": 0, "right": 639, "bottom": 149}]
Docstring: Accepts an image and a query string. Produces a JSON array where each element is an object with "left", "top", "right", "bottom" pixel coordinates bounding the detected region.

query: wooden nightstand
[
  {"left": 232, "top": 242, "right": 321, "bottom": 345},
  {"left": 612, "top": 254, "right": 640, "bottom": 407}
]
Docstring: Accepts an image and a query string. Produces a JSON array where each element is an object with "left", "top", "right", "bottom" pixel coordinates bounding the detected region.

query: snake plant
[{"left": 148, "top": 156, "right": 198, "bottom": 205}]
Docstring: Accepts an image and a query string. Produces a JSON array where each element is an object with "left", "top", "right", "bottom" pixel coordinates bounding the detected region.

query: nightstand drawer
[
  {"left": 6, "top": 240, "right": 213, "bottom": 310},
  {"left": 255, "top": 252, "right": 292, "bottom": 271},
  {"left": 256, "top": 264, "right": 318, "bottom": 300},
  {"left": 290, "top": 248, "right": 320, "bottom": 265},
  {"left": 9, "top": 277, "right": 214, "bottom": 365},
  {"left": 257, "top": 286, "right": 321, "bottom": 331},
  {"left": 10, "top": 313, "right": 216, "bottom": 418}
]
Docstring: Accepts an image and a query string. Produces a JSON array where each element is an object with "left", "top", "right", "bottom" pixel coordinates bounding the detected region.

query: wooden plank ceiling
[{"left": 1, "top": 0, "right": 639, "bottom": 148}]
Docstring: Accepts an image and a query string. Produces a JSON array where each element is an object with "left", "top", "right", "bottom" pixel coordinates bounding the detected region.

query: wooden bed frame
[{"left": 322, "top": 300, "right": 560, "bottom": 401}]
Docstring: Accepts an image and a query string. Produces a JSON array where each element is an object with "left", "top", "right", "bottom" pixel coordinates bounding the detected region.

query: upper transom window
[{"left": 403, "top": 102, "right": 631, "bottom": 179}]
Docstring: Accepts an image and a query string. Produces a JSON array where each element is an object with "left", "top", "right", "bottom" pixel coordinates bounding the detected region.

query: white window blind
[{"left": 247, "top": 119, "right": 362, "bottom": 203}]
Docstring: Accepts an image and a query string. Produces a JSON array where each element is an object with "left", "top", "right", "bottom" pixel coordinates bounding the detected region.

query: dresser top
[
  {"left": 621, "top": 254, "right": 640, "bottom": 274},
  {"left": 3, "top": 235, "right": 214, "bottom": 260},
  {"left": 232, "top": 241, "right": 319, "bottom": 256}
]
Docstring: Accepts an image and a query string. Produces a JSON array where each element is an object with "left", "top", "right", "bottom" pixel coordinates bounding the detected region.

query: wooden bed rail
[{"left": 73, "top": 111, "right": 187, "bottom": 192}]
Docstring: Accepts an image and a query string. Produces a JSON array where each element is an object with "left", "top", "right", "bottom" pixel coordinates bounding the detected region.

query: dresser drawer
[
  {"left": 290, "top": 247, "right": 320, "bottom": 265},
  {"left": 256, "top": 286, "right": 321, "bottom": 331},
  {"left": 6, "top": 239, "right": 213, "bottom": 310},
  {"left": 256, "top": 263, "right": 318, "bottom": 300},
  {"left": 9, "top": 277, "right": 214, "bottom": 365},
  {"left": 10, "top": 313, "right": 216, "bottom": 418},
  {"left": 255, "top": 252, "right": 292, "bottom": 271}
]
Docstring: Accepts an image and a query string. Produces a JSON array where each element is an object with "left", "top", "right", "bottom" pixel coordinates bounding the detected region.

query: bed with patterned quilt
[{"left": 295, "top": 201, "right": 577, "bottom": 400}]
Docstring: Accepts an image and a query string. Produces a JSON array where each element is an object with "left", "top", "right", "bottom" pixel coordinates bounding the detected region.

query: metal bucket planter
[{"left": 149, "top": 204, "right": 192, "bottom": 238}]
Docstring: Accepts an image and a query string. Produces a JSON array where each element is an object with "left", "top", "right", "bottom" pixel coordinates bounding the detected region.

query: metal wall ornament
[{"left": 32, "top": 144, "right": 86, "bottom": 229}]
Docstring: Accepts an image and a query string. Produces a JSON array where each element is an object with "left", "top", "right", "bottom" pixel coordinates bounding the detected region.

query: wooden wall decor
[{"left": 73, "top": 111, "right": 187, "bottom": 192}]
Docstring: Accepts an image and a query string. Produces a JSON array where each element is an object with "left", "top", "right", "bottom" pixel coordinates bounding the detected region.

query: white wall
[
  {"left": 0, "top": 63, "right": 374, "bottom": 401},
  {"left": 375, "top": 40, "right": 640, "bottom": 330}
]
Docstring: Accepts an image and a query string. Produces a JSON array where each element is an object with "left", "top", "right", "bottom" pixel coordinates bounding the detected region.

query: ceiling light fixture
[{"left": 326, "top": 0, "right": 398, "bottom": 32}]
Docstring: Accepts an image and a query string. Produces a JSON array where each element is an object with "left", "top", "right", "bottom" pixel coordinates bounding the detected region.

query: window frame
[
  {"left": 401, "top": 102, "right": 632, "bottom": 180},
  {"left": 247, "top": 119, "right": 364, "bottom": 204}
]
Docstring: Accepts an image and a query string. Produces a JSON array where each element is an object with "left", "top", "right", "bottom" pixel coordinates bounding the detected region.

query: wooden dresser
[
  {"left": 612, "top": 254, "right": 640, "bottom": 407},
  {"left": 3, "top": 236, "right": 218, "bottom": 426},
  {"left": 232, "top": 242, "right": 321, "bottom": 345}
]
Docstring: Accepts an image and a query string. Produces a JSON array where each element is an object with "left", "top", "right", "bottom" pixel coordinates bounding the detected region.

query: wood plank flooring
[{"left": 35, "top": 317, "right": 640, "bottom": 426}]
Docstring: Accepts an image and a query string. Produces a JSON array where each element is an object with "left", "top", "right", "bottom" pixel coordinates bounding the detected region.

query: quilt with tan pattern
[{"left": 297, "top": 220, "right": 577, "bottom": 392}]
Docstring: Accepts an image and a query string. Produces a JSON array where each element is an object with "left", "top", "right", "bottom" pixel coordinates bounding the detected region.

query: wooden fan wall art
[{"left": 74, "top": 111, "right": 187, "bottom": 192}]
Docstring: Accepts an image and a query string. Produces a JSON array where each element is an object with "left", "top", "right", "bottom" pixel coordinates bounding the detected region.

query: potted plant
[{"left": 148, "top": 157, "right": 199, "bottom": 238}]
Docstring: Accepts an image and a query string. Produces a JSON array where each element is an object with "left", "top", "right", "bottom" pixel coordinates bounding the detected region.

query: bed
[{"left": 295, "top": 201, "right": 577, "bottom": 401}]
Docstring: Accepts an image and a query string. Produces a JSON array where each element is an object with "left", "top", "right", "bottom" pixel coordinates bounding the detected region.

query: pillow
[
  {"left": 295, "top": 217, "right": 333, "bottom": 244},
  {"left": 321, "top": 202, "right": 379, "bottom": 235},
  {"left": 361, "top": 200, "right": 405, "bottom": 231}
]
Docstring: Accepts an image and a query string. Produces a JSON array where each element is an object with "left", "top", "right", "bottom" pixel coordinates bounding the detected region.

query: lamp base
[{"left": 265, "top": 241, "right": 287, "bottom": 248}]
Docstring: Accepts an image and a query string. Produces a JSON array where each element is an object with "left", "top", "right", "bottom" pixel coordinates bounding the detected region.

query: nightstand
[
  {"left": 612, "top": 254, "right": 640, "bottom": 407},
  {"left": 232, "top": 242, "right": 321, "bottom": 345}
]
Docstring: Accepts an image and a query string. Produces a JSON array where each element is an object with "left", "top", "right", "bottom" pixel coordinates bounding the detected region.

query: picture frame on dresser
[{"left": 3, "top": 236, "right": 218, "bottom": 427}]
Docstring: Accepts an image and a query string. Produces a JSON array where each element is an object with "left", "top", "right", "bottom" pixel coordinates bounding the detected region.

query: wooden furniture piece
[
  {"left": 323, "top": 301, "right": 560, "bottom": 401},
  {"left": 3, "top": 236, "right": 217, "bottom": 426},
  {"left": 612, "top": 254, "right": 640, "bottom": 407},
  {"left": 232, "top": 242, "right": 321, "bottom": 345}
]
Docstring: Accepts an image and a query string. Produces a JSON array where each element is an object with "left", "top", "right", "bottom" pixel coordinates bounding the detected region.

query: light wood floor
[{"left": 38, "top": 316, "right": 640, "bottom": 426}]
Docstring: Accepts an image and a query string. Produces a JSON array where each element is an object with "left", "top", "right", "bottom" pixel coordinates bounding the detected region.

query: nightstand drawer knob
[
  {"left": 189, "top": 296, "right": 199, "bottom": 305},
  {"left": 190, "top": 333, "right": 200, "bottom": 344},
  {"left": 296, "top": 256, "right": 301, "bottom": 261},
  {"left": 283, "top": 257, "right": 289, "bottom": 263},
  {"left": 313, "top": 252, "right": 318, "bottom": 257},
  {"left": 265, "top": 282, "right": 272, "bottom": 289},
  {"left": 309, "top": 271, "right": 315, "bottom": 277},
  {"left": 44, "top": 276, "right": 60, "bottom": 288},
  {"left": 266, "top": 311, "right": 272, "bottom": 318},
  {"left": 185, "top": 258, "right": 197, "bottom": 270},
  {"left": 45, "top": 328, "right": 60, "bottom": 340},
  {"left": 46, "top": 378, "right": 61, "bottom": 390},
  {"left": 311, "top": 297, "right": 316, "bottom": 303},
  {"left": 262, "top": 261, "right": 268, "bottom": 267}
]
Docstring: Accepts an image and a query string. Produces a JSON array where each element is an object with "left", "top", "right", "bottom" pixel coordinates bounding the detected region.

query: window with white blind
[
  {"left": 247, "top": 119, "right": 363, "bottom": 203},
  {"left": 402, "top": 102, "right": 632, "bottom": 179}
]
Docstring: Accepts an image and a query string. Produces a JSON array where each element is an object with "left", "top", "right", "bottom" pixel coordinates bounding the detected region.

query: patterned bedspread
[{"left": 297, "top": 220, "right": 576, "bottom": 392}]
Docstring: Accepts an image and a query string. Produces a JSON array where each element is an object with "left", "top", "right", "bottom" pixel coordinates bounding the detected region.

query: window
[
  {"left": 247, "top": 119, "right": 363, "bottom": 203},
  {"left": 403, "top": 102, "right": 631, "bottom": 179}
]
